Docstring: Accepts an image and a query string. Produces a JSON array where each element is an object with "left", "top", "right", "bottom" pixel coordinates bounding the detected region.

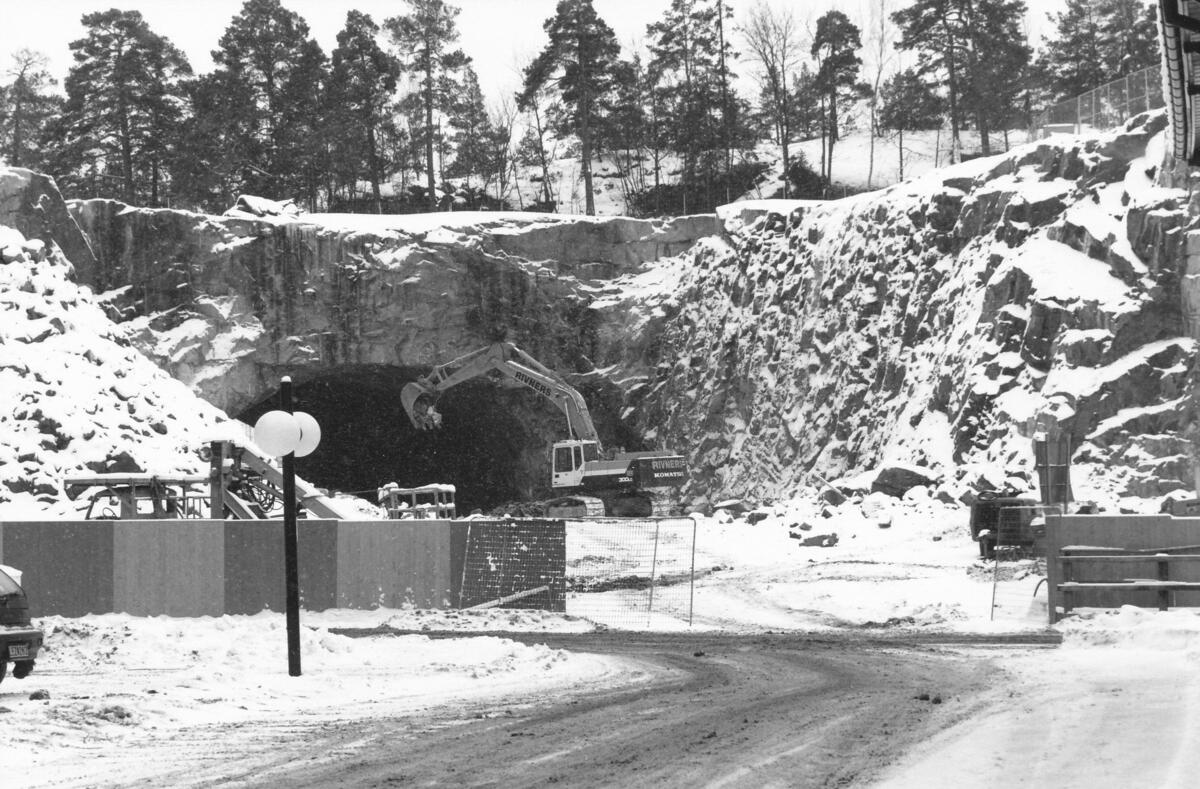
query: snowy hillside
[
  {"left": 477, "top": 127, "right": 1046, "bottom": 216},
  {"left": 0, "top": 171, "right": 229, "bottom": 518},
  {"left": 609, "top": 110, "right": 1193, "bottom": 511},
  {"left": 746, "top": 127, "right": 1045, "bottom": 198}
]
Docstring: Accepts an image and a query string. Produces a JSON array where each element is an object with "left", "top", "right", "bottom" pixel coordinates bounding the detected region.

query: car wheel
[{"left": 0, "top": 659, "right": 6, "bottom": 685}]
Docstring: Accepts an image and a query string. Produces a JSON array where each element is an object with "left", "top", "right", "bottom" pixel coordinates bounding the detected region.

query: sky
[{"left": 0, "top": 0, "right": 1067, "bottom": 105}]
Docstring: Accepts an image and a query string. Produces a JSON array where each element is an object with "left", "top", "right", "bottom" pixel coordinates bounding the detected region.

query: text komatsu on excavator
[{"left": 400, "top": 342, "right": 687, "bottom": 517}]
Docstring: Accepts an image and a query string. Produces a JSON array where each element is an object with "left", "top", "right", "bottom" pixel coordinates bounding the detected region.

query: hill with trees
[{"left": 0, "top": 0, "right": 1163, "bottom": 216}]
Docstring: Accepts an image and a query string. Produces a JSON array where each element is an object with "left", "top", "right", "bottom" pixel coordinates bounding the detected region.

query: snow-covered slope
[
  {"left": 612, "top": 111, "right": 1193, "bottom": 510},
  {"left": 0, "top": 170, "right": 229, "bottom": 518}
]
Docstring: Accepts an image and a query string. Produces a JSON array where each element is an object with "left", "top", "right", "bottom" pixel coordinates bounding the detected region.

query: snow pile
[
  {"left": 0, "top": 194, "right": 230, "bottom": 518},
  {"left": 1057, "top": 605, "right": 1200, "bottom": 651},
  {"left": 1, "top": 610, "right": 633, "bottom": 783}
]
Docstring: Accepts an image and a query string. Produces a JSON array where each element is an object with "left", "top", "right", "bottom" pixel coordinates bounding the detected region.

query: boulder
[{"left": 871, "top": 464, "right": 940, "bottom": 498}]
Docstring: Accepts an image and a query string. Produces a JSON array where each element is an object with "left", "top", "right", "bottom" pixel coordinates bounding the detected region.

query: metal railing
[{"left": 1032, "top": 65, "right": 1164, "bottom": 137}]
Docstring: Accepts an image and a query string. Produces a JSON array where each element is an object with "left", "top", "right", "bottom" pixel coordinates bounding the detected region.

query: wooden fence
[{"left": 1046, "top": 514, "right": 1200, "bottom": 623}]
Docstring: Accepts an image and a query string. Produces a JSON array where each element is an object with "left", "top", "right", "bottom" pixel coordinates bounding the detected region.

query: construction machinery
[
  {"left": 65, "top": 474, "right": 210, "bottom": 519},
  {"left": 377, "top": 482, "right": 457, "bottom": 519},
  {"left": 400, "top": 342, "right": 687, "bottom": 517},
  {"left": 67, "top": 425, "right": 355, "bottom": 521}
]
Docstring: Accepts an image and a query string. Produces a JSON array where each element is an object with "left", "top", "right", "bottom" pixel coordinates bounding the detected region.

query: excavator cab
[{"left": 552, "top": 439, "right": 600, "bottom": 489}]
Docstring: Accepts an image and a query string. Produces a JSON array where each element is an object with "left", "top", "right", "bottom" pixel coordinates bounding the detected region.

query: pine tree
[
  {"left": 893, "top": 0, "right": 968, "bottom": 162},
  {"left": 51, "top": 9, "right": 191, "bottom": 205},
  {"left": 280, "top": 39, "right": 331, "bottom": 209},
  {"left": 1036, "top": 0, "right": 1106, "bottom": 101},
  {"left": 1040, "top": 0, "right": 1158, "bottom": 104},
  {"left": 790, "top": 65, "right": 824, "bottom": 140},
  {"left": 520, "top": 0, "right": 621, "bottom": 216},
  {"left": 647, "top": 0, "right": 740, "bottom": 212},
  {"left": 598, "top": 56, "right": 652, "bottom": 205},
  {"left": 878, "top": 69, "right": 943, "bottom": 179},
  {"left": 386, "top": 0, "right": 469, "bottom": 212},
  {"left": 964, "top": 0, "right": 1029, "bottom": 154},
  {"left": 1098, "top": 0, "right": 1158, "bottom": 78},
  {"left": 812, "top": 10, "right": 863, "bottom": 182},
  {"left": 893, "top": 0, "right": 1028, "bottom": 161},
  {"left": 173, "top": 70, "right": 252, "bottom": 210},
  {"left": 0, "top": 49, "right": 61, "bottom": 170},
  {"left": 210, "top": 0, "right": 325, "bottom": 201},
  {"left": 329, "top": 10, "right": 400, "bottom": 213},
  {"left": 446, "top": 66, "right": 496, "bottom": 191}
]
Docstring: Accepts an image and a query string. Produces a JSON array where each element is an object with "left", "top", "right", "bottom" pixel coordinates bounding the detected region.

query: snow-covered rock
[
  {"left": 0, "top": 207, "right": 230, "bottom": 517},
  {"left": 622, "top": 111, "right": 1194, "bottom": 509}
]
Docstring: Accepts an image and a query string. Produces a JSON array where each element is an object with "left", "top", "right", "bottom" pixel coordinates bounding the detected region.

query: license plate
[{"left": 8, "top": 644, "right": 28, "bottom": 659}]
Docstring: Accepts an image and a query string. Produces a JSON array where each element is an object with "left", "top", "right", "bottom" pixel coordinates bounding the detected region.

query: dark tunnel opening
[{"left": 236, "top": 365, "right": 568, "bottom": 514}]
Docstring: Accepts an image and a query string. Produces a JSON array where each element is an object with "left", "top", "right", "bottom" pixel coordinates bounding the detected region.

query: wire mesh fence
[
  {"left": 564, "top": 518, "right": 697, "bottom": 630},
  {"left": 458, "top": 519, "right": 566, "bottom": 612},
  {"left": 1032, "top": 65, "right": 1164, "bottom": 136}
]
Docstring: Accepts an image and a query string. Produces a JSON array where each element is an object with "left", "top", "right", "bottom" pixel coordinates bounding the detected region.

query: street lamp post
[
  {"left": 280, "top": 379, "right": 301, "bottom": 676},
  {"left": 253, "top": 376, "right": 321, "bottom": 677}
]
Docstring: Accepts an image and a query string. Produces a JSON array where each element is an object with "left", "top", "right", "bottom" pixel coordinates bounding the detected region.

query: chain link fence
[
  {"left": 564, "top": 518, "right": 698, "bottom": 630},
  {"left": 1032, "top": 65, "right": 1164, "bottom": 137}
]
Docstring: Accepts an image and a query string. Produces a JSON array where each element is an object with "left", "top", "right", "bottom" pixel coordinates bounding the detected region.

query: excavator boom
[
  {"left": 401, "top": 343, "right": 599, "bottom": 442},
  {"left": 401, "top": 341, "right": 687, "bottom": 516}
]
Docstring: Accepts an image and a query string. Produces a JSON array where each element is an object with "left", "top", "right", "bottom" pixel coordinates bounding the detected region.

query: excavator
[{"left": 400, "top": 342, "right": 687, "bottom": 517}]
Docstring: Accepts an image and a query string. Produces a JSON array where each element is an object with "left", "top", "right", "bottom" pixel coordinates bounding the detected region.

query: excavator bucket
[{"left": 401, "top": 382, "right": 442, "bottom": 430}]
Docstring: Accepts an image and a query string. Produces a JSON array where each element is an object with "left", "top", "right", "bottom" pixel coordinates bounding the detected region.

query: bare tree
[
  {"left": 488, "top": 96, "right": 519, "bottom": 207},
  {"left": 741, "top": 2, "right": 803, "bottom": 197},
  {"left": 865, "top": 0, "right": 895, "bottom": 189}
]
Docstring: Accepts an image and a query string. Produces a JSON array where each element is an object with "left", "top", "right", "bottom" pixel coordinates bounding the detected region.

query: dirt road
[{"left": 234, "top": 631, "right": 1050, "bottom": 788}]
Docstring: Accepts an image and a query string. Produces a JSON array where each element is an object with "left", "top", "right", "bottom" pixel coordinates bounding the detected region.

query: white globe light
[
  {"left": 293, "top": 411, "right": 322, "bottom": 458},
  {"left": 254, "top": 410, "right": 300, "bottom": 457}
]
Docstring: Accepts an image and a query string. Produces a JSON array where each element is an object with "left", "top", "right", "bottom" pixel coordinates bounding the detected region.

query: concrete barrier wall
[{"left": 0, "top": 519, "right": 456, "bottom": 617}]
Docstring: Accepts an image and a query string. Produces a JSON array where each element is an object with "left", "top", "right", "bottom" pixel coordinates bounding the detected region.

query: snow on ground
[
  {"left": 739, "top": 128, "right": 1045, "bottom": 201},
  {"left": 8, "top": 492, "right": 1200, "bottom": 787},
  {"left": 877, "top": 609, "right": 1200, "bottom": 789}
]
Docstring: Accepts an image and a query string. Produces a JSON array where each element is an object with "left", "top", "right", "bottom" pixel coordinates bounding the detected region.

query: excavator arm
[{"left": 401, "top": 343, "right": 600, "bottom": 443}]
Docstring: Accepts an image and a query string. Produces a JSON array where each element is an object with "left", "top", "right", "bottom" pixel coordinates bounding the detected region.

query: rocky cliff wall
[
  {"left": 0, "top": 170, "right": 227, "bottom": 517},
  {"left": 68, "top": 204, "right": 722, "bottom": 418},
  {"left": 6, "top": 111, "right": 1197, "bottom": 515},
  {"left": 616, "top": 112, "right": 1197, "bottom": 508}
]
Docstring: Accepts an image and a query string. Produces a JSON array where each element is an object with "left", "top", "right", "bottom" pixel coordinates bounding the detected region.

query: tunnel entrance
[{"left": 236, "top": 365, "right": 568, "bottom": 514}]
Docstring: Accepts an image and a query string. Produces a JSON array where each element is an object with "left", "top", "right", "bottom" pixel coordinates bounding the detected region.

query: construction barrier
[{"left": 0, "top": 518, "right": 567, "bottom": 617}]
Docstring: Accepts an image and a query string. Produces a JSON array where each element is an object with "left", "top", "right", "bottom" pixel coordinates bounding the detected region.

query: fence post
[
  {"left": 689, "top": 517, "right": 697, "bottom": 626},
  {"left": 647, "top": 519, "right": 661, "bottom": 627}
]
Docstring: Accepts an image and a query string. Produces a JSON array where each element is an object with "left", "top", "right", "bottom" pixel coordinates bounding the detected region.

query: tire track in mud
[{"left": 258, "top": 632, "right": 1042, "bottom": 789}]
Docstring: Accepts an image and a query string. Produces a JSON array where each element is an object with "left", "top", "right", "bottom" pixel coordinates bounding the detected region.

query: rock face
[
  {"left": 625, "top": 111, "right": 1196, "bottom": 507},
  {"left": 59, "top": 205, "right": 722, "bottom": 511},
  {"left": 68, "top": 204, "right": 722, "bottom": 417},
  {"left": 5, "top": 111, "right": 1198, "bottom": 516},
  {"left": 0, "top": 174, "right": 227, "bottom": 517},
  {"left": 0, "top": 168, "right": 97, "bottom": 280}
]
